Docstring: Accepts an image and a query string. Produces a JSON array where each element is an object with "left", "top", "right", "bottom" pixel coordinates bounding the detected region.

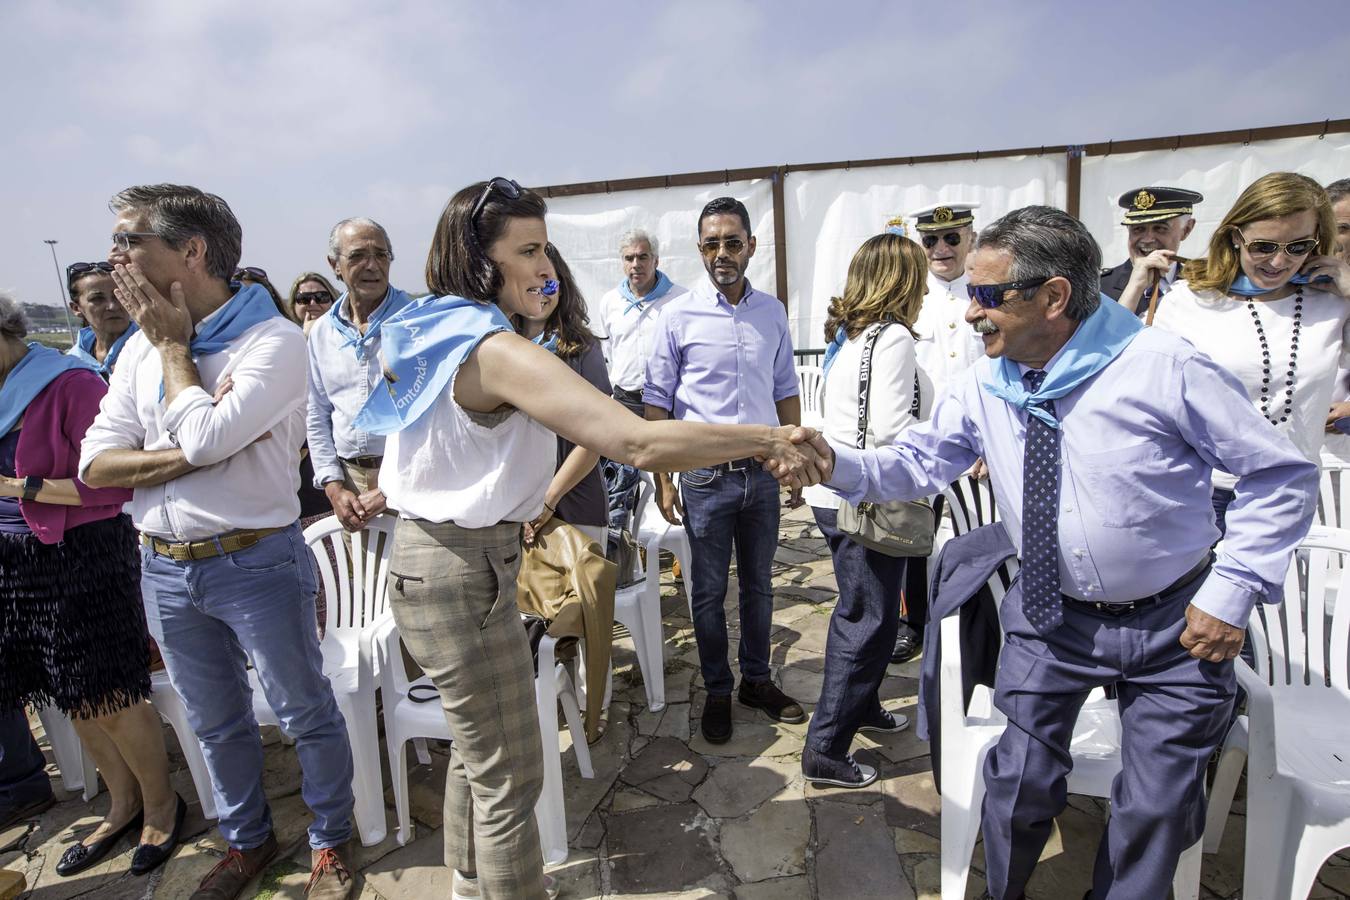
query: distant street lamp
[{"left": 43, "top": 239, "right": 77, "bottom": 341}]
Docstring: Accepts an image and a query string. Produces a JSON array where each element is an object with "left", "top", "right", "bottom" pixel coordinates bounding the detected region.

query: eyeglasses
[
  {"left": 233, "top": 266, "right": 268, "bottom": 281},
  {"left": 966, "top": 277, "right": 1052, "bottom": 309},
  {"left": 338, "top": 250, "right": 393, "bottom": 265},
  {"left": 110, "top": 232, "right": 159, "bottom": 252},
  {"left": 66, "top": 261, "right": 113, "bottom": 281},
  {"left": 921, "top": 233, "right": 963, "bottom": 250},
  {"left": 1234, "top": 228, "right": 1319, "bottom": 259},
  {"left": 294, "top": 291, "right": 335, "bottom": 306},
  {"left": 698, "top": 238, "right": 747, "bottom": 257}
]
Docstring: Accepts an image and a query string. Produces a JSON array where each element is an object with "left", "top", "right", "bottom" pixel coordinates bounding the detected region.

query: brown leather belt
[
  {"left": 141, "top": 527, "right": 285, "bottom": 562},
  {"left": 340, "top": 455, "right": 383, "bottom": 468}
]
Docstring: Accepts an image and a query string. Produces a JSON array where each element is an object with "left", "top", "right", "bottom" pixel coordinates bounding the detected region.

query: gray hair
[
  {"left": 618, "top": 229, "right": 659, "bottom": 258},
  {"left": 976, "top": 206, "right": 1102, "bottom": 322},
  {"left": 328, "top": 217, "right": 394, "bottom": 260},
  {"left": 109, "top": 184, "right": 242, "bottom": 282},
  {"left": 0, "top": 290, "right": 29, "bottom": 340},
  {"left": 1327, "top": 178, "right": 1350, "bottom": 204}
]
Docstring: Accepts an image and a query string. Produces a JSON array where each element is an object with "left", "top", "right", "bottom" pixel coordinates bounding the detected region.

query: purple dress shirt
[{"left": 643, "top": 279, "right": 798, "bottom": 425}]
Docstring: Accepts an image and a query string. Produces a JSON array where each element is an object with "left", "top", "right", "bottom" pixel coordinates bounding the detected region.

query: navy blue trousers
[
  {"left": 982, "top": 572, "right": 1234, "bottom": 900},
  {"left": 680, "top": 466, "right": 779, "bottom": 695},
  {"left": 0, "top": 706, "right": 50, "bottom": 810},
  {"left": 808, "top": 506, "right": 908, "bottom": 757}
]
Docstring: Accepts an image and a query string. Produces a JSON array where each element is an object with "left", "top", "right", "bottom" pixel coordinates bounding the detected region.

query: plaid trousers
[{"left": 388, "top": 518, "right": 547, "bottom": 900}]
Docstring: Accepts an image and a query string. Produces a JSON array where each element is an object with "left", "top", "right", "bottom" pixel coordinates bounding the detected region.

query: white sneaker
[{"left": 452, "top": 870, "right": 480, "bottom": 900}]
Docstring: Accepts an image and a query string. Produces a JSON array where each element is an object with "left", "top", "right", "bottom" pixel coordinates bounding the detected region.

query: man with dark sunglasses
[
  {"left": 786, "top": 205, "right": 1316, "bottom": 900},
  {"left": 1100, "top": 186, "right": 1203, "bottom": 317},
  {"left": 307, "top": 217, "right": 412, "bottom": 531},
  {"left": 644, "top": 196, "right": 807, "bottom": 746},
  {"left": 910, "top": 202, "right": 984, "bottom": 402}
]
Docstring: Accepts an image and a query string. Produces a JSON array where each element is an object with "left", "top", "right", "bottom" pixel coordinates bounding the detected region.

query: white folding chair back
[
  {"left": 796, "top": 365, "right": 826, "bottom": 428},
  {"left": 1223, "top": 529, "right": 1350, "bottom": 900},
  {"left": 34, "top": 706, "right": 99, "bottom": 800},
  {"left": 942, "top": 474, "right": 999, "bottom": 539},
  {"left": 938, "top": 558, "right": 1201, "bottom": 899},
  {"left": 1317, "top": 455, "right": 1350, "bottom": 530},
  {"left": 613, "top": 477, "right": 667, "bottom": 711}
]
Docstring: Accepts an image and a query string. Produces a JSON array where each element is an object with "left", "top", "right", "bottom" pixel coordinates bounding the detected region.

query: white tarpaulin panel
[
  {"left": 783, "top": 156, "right": 1067, "bottom": 349},
  {"left": 542, "top": 179, "right": 776, "bottom": 323},
  {"left": 1081, "top": 133, "right": 1350, "bottom": 270}
]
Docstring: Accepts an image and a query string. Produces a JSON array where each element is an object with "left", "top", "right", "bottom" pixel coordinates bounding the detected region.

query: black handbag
[{"left": 835, "top": 323, "right": 935, "bottom": 557}]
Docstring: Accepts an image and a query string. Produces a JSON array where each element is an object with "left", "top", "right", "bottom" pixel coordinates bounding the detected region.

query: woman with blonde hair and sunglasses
[
  {"left": 288, "top": 271, "right": 340, "bottom": 335},
  {"left": 1154, "top": 172, "right": 1350, "bottom": 532},
  {"left": 800, "top": 232, "right": 932, "bottom": 788}
]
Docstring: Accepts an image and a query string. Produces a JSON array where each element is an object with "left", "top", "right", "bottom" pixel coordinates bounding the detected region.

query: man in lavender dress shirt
[
  {"left": 644, "top": 196, "right": 806, "bottom": 745},
  {"left": 788, "top": 207, "right": 1317, "bottom": 899}
]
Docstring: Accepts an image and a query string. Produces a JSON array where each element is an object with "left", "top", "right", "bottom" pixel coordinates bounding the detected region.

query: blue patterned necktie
[{"left": 1021, "top": 369, "right": 1063, "bottom": 633}]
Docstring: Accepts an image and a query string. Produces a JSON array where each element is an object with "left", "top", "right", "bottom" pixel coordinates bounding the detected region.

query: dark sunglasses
[
  {"left": 294, "top": 291, "right": 335, "bottom": 306},
  {"left": 922, "top": 233, "right": 963, "bottom": 250},
  {"left": 966, "top": 277, "right": 1051, "bottom": 309},
  {"left": 1234, "top": 228, "right": 1318, "bottom": 258},
  {"left": 233, "top": 266, "right": 268, "bottom": 281},
  {"left": 698, "top": 238, "right": 747, "bottom": 257},
  {"left": 66, "top": 261, "right": 114, "bottom": 281},
  {"left": 471, "top": 177, "right": 523, "bottom": 225}
]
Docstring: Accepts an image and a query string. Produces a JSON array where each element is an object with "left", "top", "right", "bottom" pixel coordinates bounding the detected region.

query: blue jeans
[
  {"left": 680, "top": 465, "right": 779, "bottom": 695},
  {"left": 808, "top": 506, "right": 908, "bottom": 757},
  {"left": 140, "top": 523, "right": 354, "bottom": 850},
  {"left": 0, "top": 706, "right": 50, "bottom": 809}
]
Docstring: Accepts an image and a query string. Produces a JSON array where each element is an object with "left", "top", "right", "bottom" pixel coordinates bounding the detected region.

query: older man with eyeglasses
[
  {"left": 306, "top": 217, "right": 412, "bottom": 531},
  {"left": 786, "top": 205, "right": 1317, "bottom": 900}
]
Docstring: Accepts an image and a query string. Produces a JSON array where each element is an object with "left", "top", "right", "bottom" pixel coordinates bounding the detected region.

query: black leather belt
[
  {"left": 709, "top": 457, "right": 759, "bottom": 475},
  {"left": 1062, "top": 555, "right": 1212, "bottom": 618},
  {"left": 340, "top": 455, "right": 383, "bottom": 468},
  {"left": 612, "top": 386, "right": 644, "bottom": 404}
]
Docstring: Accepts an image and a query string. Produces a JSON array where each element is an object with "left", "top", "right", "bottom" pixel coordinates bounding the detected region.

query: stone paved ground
[{"left": 4, "top": 504, "right": 1350, "bottom": 898}]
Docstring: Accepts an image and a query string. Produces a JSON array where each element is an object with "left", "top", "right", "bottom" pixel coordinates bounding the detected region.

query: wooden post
[
  {"left": 1066, "top": 147, "right": 1083, "bottom": 218},
  {"left": 771, "top": 166, "right": 789, "bottom": 308}
]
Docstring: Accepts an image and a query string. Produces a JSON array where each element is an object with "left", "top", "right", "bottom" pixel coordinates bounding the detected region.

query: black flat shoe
[
  {"left": 890, "top": 627, "right": 920, "bottom": 664},
  {"left": 129, "top": 794, "right": 187, "bottom": 875},
  {"left": 55, "top": 808, "right": 144, "bottom": 877}
]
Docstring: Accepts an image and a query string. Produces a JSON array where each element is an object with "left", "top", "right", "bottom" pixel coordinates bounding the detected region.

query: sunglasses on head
[
  {"left": 698, "top": 238, "right": 747, "bottom": 257},
  {"left": 67, "top": 261, "right": 113, "bottom": 281},
  {"left": 233, "top": 266, "right": 268, "bottom": 281},
  {"left": 294, "top": 291, "right": 335, "bottom": 306},
  {"left": 922, "top": 233, "right": 963, "bottom": 250},
  {"left": 471, "top": 177, "right": 523, "bottom": 224},
  {"left": 966, "top": 277, "right": 1051, "bottom": 309},
  {"left": 1234, "top": 228, "right": 1318, "bottom": 258}
]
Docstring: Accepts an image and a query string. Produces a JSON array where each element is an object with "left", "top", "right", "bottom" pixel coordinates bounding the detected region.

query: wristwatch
[{"left": 21, "top": 476, "right": 42, "bottom": 501}]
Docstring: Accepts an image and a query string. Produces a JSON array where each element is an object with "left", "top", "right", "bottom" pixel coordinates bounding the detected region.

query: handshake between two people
[{"left": 761, "top": 425, "right": 835, "bottom": 490}]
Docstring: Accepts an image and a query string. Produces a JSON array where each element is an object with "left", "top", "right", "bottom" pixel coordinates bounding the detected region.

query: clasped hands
[{"left": 761, "top": 426, "right": 835, "bottom": 490}]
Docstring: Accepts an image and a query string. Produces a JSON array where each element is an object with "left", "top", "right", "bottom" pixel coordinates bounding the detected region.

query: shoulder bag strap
[{"left": 855, "top": 323, "right": 887, "bottom": 449}]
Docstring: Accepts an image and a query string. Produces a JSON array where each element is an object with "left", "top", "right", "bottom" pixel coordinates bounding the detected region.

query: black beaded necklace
[{"left": 1246, "top": 285, "right": 1303, "bottom": 426}]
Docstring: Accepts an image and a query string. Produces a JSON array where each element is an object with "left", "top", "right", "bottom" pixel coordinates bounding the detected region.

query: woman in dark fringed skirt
[{"left": 0, "top": 294, "right": 184, "bottom": 877}]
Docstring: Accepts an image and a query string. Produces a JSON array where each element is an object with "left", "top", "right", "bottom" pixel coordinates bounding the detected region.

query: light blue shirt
[
  {"left": 826, "top": 327, "right": 1318, "bottom": 628},
  {"left": 305, "top": 288, "right": 412, "bottom": 486},
  {"left": 643, "top": 279, "right": 798, "bottom": 425}
]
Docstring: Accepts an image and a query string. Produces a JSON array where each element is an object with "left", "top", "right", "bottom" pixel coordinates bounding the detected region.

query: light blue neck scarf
[
  {"left": 821, "top": 327, "right": 847, "bottom": 376},
  {"left": 68, "top": 324, "right": 138, "bottom": 377},
  {"left": 327, "top": 287, "right": 412, "bottom": 357},
  {"left": 1, "top": 343, "right": 96, "bottom": 435},
  {"left": 1229, "top": 272, "right": 1315, "bottom": 297},
  {"left": 531, "top": 331, "right": 559, "bottom": 354},
  {"left": 619, "top": 270, "right": 674, "bottom": 314},
  {"left": 353, "top": 294, "right": 513, "bottom": 435},
  {"left": 981, "top": 294, "right": 1142, "bottom": 429},
  {"left": 159, "top": 283, "right": 279, "bottom": 399}
]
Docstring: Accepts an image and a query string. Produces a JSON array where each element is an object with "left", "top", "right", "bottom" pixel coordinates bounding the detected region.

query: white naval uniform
[{"left": 913, "top": 270, "right": 984, "bottom": 400}]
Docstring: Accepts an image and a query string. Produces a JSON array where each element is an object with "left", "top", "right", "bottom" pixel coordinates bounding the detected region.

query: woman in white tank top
[{"left": 370, "top": 178, "right": 827, "bottom": 900}]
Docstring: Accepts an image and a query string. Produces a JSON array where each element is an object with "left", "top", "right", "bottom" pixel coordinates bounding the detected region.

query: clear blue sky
[{"left": 5, "top": 0, "right": 1348, "bottom": 306}]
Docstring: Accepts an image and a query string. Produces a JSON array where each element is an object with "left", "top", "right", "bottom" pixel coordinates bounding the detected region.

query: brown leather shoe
[
  {"left": 306, "top": 841, "right": 356, "bottom": 899},
  {"left": 190, "top": 832, "right": 278, "bottom": 900}
]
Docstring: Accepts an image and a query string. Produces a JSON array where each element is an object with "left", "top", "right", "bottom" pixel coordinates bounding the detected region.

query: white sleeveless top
[{"left": 380, "top": 370, "right": 554, "bottom": 526}]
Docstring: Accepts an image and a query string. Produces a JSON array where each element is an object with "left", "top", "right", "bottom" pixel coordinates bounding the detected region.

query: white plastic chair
[
  {"left": 611, "top": 477, "right": 667, "bottom": 712},
  {"left": 150, "top": 516, "right": 397, "bottom": 844},
  {"left": 635, "top": 471, "right": 692, "bottom": 584},
  {"left": 938, "top": 558, "right": 1201, "bottom": 900},
  {"left": 378, "top": 618, "right": 592, "bottom": 865},
  {"left": 941, "top": 473, "right": 999, "bottom": 539},
  {"left": 1207, "top": 530, "right": 1350, "bottom": 900},
  {"left": 34, "top": 706, "right": 99, "bottom": 800},
  {"left": 795, "top": 365, "right": 826, "bottom": 429},
  {"left": 1317, "top": 454, "right": 1350, "bottom": 529}
]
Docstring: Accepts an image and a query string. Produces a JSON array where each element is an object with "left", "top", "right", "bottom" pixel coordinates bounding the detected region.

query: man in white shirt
[
  {"left": 1099, "top": 186, "right": 1203, "bottom": 318},
  {"left": 80, "top": 184, "right": 356, "bottom": 900},
  {"left": 307, "top": 217, "right": 411, "bottom": 530},
  {"left": 593, "top": 229, "right": 685, "bottom": 415},
  {"left": 910, "top": 202, "right": 985, "bottom": 401}
]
